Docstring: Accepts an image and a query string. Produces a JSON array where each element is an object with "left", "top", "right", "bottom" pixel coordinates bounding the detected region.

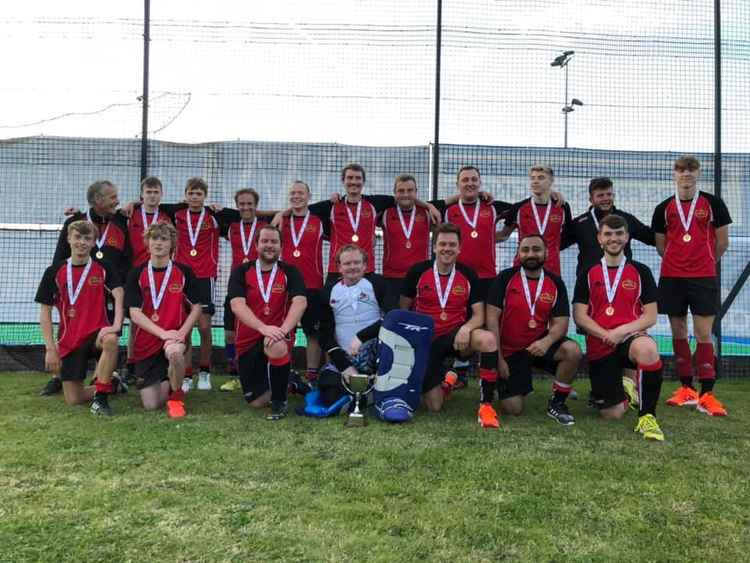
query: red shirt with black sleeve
[
  {"left": 381, "top": 206, "right": 432, "bottom": 278},
  {"left": 487, "top": 266, "right": 570, "bottom": 357},
  {"left": 309, "top": 195, "right": 395, "bottom": 274},
  {"left": 651, "top": 191, "right": 732, "bottom": 278},
  {"left": 226, "top": 260, "right": 306, "bottom": 355},
  {"left": 125, "top": 262, "right": 202, "bottom": 361},
  {"left": 506, "top": 198, "right": 572, "bottom": 276},
  {"left": 280, "top": 212, "right": 324, "bottom": 290},
  {"left": 35, "top": 259, "right": 122, "bottom": 358},
  {"left": 173, "top": 207, "right": 222, "bottom": 279},
  {"left": 225, "top": 218, "right": 268, "bottom": 270},
  {"left": 437, "top": 200, "right": 511, "bottom": 279},
  {"left": 401, "top": 260, "right": 481, "bottom": 338},
  {"left": 572, "top": 259, "right": 657, "bottom": 361},
  {"left": 128, "top": 203, "right": 173, "bottom": 268}
]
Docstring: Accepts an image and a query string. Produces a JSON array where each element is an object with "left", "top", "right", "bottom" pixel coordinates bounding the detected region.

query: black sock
[
  {"left": 700, "top": 378, "right": 715, "bottom": 395},
  {"left": 679, "top": 376, "right": 694, "bottom": 389},
  {"left": 639, "top": 363, "right": 663, "bottom": 416},
  {"left": 479, "top": 351, "right": 498, "bottom": 404},
  {"left": 269, "top": 361, "right": 290, "bottom": 403},
  {"left": 480, "top": 379, "right": 495, "bottom": 404}
]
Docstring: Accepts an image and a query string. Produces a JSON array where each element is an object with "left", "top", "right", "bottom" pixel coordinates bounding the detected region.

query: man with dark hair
[
  {"left": 562, "top": 176, "right": 654, "bottom": 277},
  {"left": 36, "top": 220, "right": 124, "bottom": 415},
  {"left": 400, "top": 223, "right": 499, "bottom": 414},
  {"left": 573, "top": 214, "right": 665, "bottom": 441},
  {"left": 651, "top": 156, "right": 731, "bottom": 416},
  {"left": 485, "top": 234, "right": 581, "bottom": 427},
  {"left": 228, "top": 225, "right": 307, "bottom": 420}
]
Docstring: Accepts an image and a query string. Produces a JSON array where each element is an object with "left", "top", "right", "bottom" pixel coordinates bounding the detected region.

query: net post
[
  {"left": 713, "top": 0, "right": 722, "bottom": 372},
  {"left": 431, "top": 0, "right": 442, "bottom": 202},
  {"left": 140, "top": 0, "right": 151, "bottom": 181}
]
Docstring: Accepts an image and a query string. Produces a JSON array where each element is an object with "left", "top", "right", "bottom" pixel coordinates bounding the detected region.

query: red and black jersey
[
  {"left": 35, "top": 259, "right": 121, "bottom": 358},
  {"left": 53, "top": 209, "right": 130, "bottom": 279},
  {"left": 402, "top": 260, "right": 481, "bottom": 338},
  {"left": 381, "top": 206, "right": 432, "bottom": 278},
  {"left": 487, "top": 266, "right": 569, "bottom": 357},
  {"left": 573, "top": 259, "right": 657, "bottom": 361},
  {"left": 226, "top": 260, "right": 306, "bottom": 355},
  {"left": 506, "top": 198, "right": 572, "bottom": 276},
  {"left": 280, "top": 212, "right": 324, "bottom": 290},
  {"left": 309, "top": 195, "right": 395, "bottom": 274},
  {"left": 436, "top": 200, "right": 511, "bottom": 279},
  {"left": 125, "top": 262, "right": 202, "bottom": 361},
  {"left": 173, "top": 207, "right": 223, "bottom": 279},
  {"left": 128, "top": 203, "right": 173, "bottom": 268},
  {"left": 651, "top": 191, "right": 732, "bottom": 278},
  {"left": 225, "top": 218, "right": 268, "bottom": 270}
]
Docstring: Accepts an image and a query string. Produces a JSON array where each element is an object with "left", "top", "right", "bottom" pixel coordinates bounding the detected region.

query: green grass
[{"left": 2, "top": 372, "right": 749, "bottom": 562}]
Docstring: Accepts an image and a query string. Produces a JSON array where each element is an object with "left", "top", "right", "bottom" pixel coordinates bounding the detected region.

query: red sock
[
  {"left": 269, "top": 354, "right": 291, "bottom": 367},
  {"left": 95, "top": 380, "right": 113, "bottom": 394},
  {"left": 185, "top": 366, "right": 194, "bottom": 377},
  {"left": 695, "top": 342, "right": 716, "bottom": 380},
  {"left": 169, "top": 388, "right": 185, "bottom": 401},
  {"left": 672, "top": 338, "right": 693, "bottom": 380}
]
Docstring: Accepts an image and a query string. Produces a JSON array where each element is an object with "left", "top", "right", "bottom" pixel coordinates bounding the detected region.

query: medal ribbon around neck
[
  {"left": 396, "top": 206, "right": 416, "bottom": 242},
  {"left": 66, "top": 258, "right": 92, "bottom": 308},
  {"left": 290, "top": 211, "right": 310, "bottom": 250},
  {"left": 239, "top": 218, "right": 257, "bottom": 258},
  {"left": 147, "top": 260, "right": 173, "bottom": 315},
  {"left": 674, "top": 192, "right": 699, "bottom": 237},
  {"left": 433, "top": 262, "right": 456, "bottom": 313},
  {"left": 141, "top": 206, "right": 159, "bottom": 233},
  {"left": 531, "top": 200, "right": 552, "bottom": 235},
  {"left": 458, "top": 199, "right": 480, "bottom": 229},
  {"left": 345, "top": 199, "right": 362, "bottom": 236},
  {"left": 590, "top": 208, "right": 601, "bottom": 231},
  {"left": 600, "top": 257, "right": 626, "bottom": 307},
  {"left": 255, "top": 261, "right": 278, "bottom": 309},
  {"left": 520, "top": 268, "right": 545, "bottom": 321},
  {"left": 186, "top": 208, "right": 206, "bottom": 252},
  {"left": 86, "top": 210, "right": 111, "bottom": 252}
]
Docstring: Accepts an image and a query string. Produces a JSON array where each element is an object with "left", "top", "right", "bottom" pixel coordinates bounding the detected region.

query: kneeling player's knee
[
  {"left": 633, "top": 341, "right": 659, "bottom": 365},
  {"left": 562, "top": 341, "right": 582, "bottom": 362},
  {"left": 102, "top": 333, "right": 118, "bottom": 349},
  {"left": 476, "top": 331, "right": 497, "bottom": 352},
  {"left": 265, "top": 341, "right": 289, "bottom": 360}
]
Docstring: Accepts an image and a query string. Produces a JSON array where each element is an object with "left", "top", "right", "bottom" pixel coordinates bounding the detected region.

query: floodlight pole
[
  {"left": 564, "top": 63, "right": 569, "bottom": 149},
  {"left": 140, "top": 0, "right": 151, "bottom": 180},
  {"left": 431, "top": 0, "right": 443, "bottom": 201},
  {"left": 713, "top": 0, "right": 722, "bottom": 368}
]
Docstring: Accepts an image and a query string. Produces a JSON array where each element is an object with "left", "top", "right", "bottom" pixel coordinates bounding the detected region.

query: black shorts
[
  {"left": 223, "top": 295, "right": 235, "bottom": 331},
  {"left": 475, "top": 277, "right": 494, "bottom": 303},
  {"left": 497, "top": 337, "right": 571, "bottom": 400},
  {"left": 588, "top": 334, "right": 644, "bottom": 409},
  {"left": 134, "top": 350, "right": 170, "bottom": 390},
  {"left": 658, "top": 276, "right": 718, "bottom": 317},
  {"left": 423, "top": 327, "right": 471, "bottom": 392},
  {"left": 237, "top": 338, "right": 291, "bottom": 403},
  {"left": 60, "top": 332, "right": 101, "bottom": 382},
  {"left": 195, "top": 277, "right": 216, "bottom": 316},
  {"left": 300, "top": 289, "right": 322, "bottom": 336},
  {"left": 382, "top": 277, "right": 404, "bottom": 312}
]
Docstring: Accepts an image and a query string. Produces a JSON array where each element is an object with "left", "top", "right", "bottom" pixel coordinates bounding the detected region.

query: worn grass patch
[{"left": 1, "top": 373, "right": 749, "bottom": 562}]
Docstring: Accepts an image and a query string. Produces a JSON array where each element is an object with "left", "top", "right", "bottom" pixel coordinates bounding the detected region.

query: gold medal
[
  {"left": 67, "top": 307, "right": 76, "bottom": 318},
  {"left": 439, "top": 311, "right": 448, "bottom": 321},
  {"left": 189, "top": 249, "right": 197, "bottom": 257},
  {"left": 242, "top": 257, "right": 249, "bottom": 264},
  {"left": 351, "top": 234, "right": 359, "bottom": 242},
  {"left": 405, "top": 240, "right": 412, "bottom": 249},
  {"left": 528, "top": 319, "right": 537, "bottom": 329},
  {"left": 151, "top": 312, "right": 159, "bottom": 322},
  {"left": 95, "top": 251, "right": 104, "bottom": 259},
  {"left": 605, "top": 306, "right": 615, "bottom": 316},
  {"left": 293, "top": 249, "right": 301, "bottom": 258},
  {"left": 682, "top": 233, "right": 692, "bottom": 243},
  {"left": 470, "top": 230, "right": 478, "bottom": 239},
  {"left": 263, "top": 305, "right": 271, "bottom": 316}
]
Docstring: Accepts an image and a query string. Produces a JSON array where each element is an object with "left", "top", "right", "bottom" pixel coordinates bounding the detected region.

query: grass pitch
[{"left": 1, "top": 372, "right": 749, "bottom": 562}]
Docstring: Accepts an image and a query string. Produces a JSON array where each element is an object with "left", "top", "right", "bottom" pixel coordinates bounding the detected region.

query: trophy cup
[{"left": 342, "top": 372, "right": 375, "bottom": 427}]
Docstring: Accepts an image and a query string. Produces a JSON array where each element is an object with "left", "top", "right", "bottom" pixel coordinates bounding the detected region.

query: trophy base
[{"left": 345, "top": 412, "right": 367, "bottom": 427}]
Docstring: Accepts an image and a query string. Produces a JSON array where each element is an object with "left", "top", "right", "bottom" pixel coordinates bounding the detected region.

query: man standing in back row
[{"left": 652, "top": 155, "right": 731, "bottom": 416}]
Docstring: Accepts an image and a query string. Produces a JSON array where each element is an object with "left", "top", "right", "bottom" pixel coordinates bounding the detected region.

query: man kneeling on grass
[
  {"left": 36, "top": 220, "right": 124, "bottom": 416},
  {"left": 126, "top": 223, "right": 202, "bottom": 418}
]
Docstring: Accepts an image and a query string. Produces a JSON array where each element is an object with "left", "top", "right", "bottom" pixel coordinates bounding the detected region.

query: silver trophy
[{"left": 341, "top": 372, "right": 375, "bottom": 427}]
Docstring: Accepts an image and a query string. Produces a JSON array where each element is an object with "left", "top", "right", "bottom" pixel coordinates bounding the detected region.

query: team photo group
[{"left": 34, "top": 155, "right": 732, "bottom": 442}]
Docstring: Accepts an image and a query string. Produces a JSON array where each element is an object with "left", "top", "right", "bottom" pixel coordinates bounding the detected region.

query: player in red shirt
[
  {"left": 485, "top": 234, "right": 582, "bottom": 427},
  {"left": 651, "top": 156, "right": 732, "bottom": 417},
  {"left": 380, "top": 174, "right": 433, "bottom": 310},
  {"left": 400, "top": 223, "right": 499, "bottom": 414},
  {"left": 501, "top": 165, "right": 573, "bottom": 277},
  {"left": 573, "top": 215, "right": 665, "bottom": 441},
  {"left": 228, "top": 225, "right": 307, "bottom": 420},
  {"left": 126, "top": 223, "right": 202, "bottom": 417},
  {"left": 36, "top": 220, "right": 124, "bottom": 416}
]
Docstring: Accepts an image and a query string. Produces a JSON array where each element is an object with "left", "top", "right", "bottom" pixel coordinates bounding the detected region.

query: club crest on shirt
[
  {"left": 361, "top": 210, "right": 371, "bottom": 218},
  {"left": 168, "top": 283, "right": 182, "bottom": 293},
  {"left": 480, "top": 209, "right": 491, "bottom": 218},
  {"left": 107, "top": 237, "right": 118, "bottom": 245},
  {"left": 540, "top": 292, "right": 555, "bottom": 304},
  {"left": 550, "top": 214, "right": 561, "bottom": 223},
  {"left": 695, "top": 208, "right": 709, "bottom": 219},
  {"left": 415, "top": 214, "right": 425, "bottom": 222},
  {"left": 452, "top": 285, "right": 466, "bottom": 295},
  {"left": 622, "top": 279, "right": 637, "bottom": 290},
  {"left": 88, "top": 276, "right": 102, "bottom": 286},
  {"left": 271, "top": 283, "right": 285, "bottom": 293},
  {"left": 306, "top": 225, "right": 317, "bottom": 232}
]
